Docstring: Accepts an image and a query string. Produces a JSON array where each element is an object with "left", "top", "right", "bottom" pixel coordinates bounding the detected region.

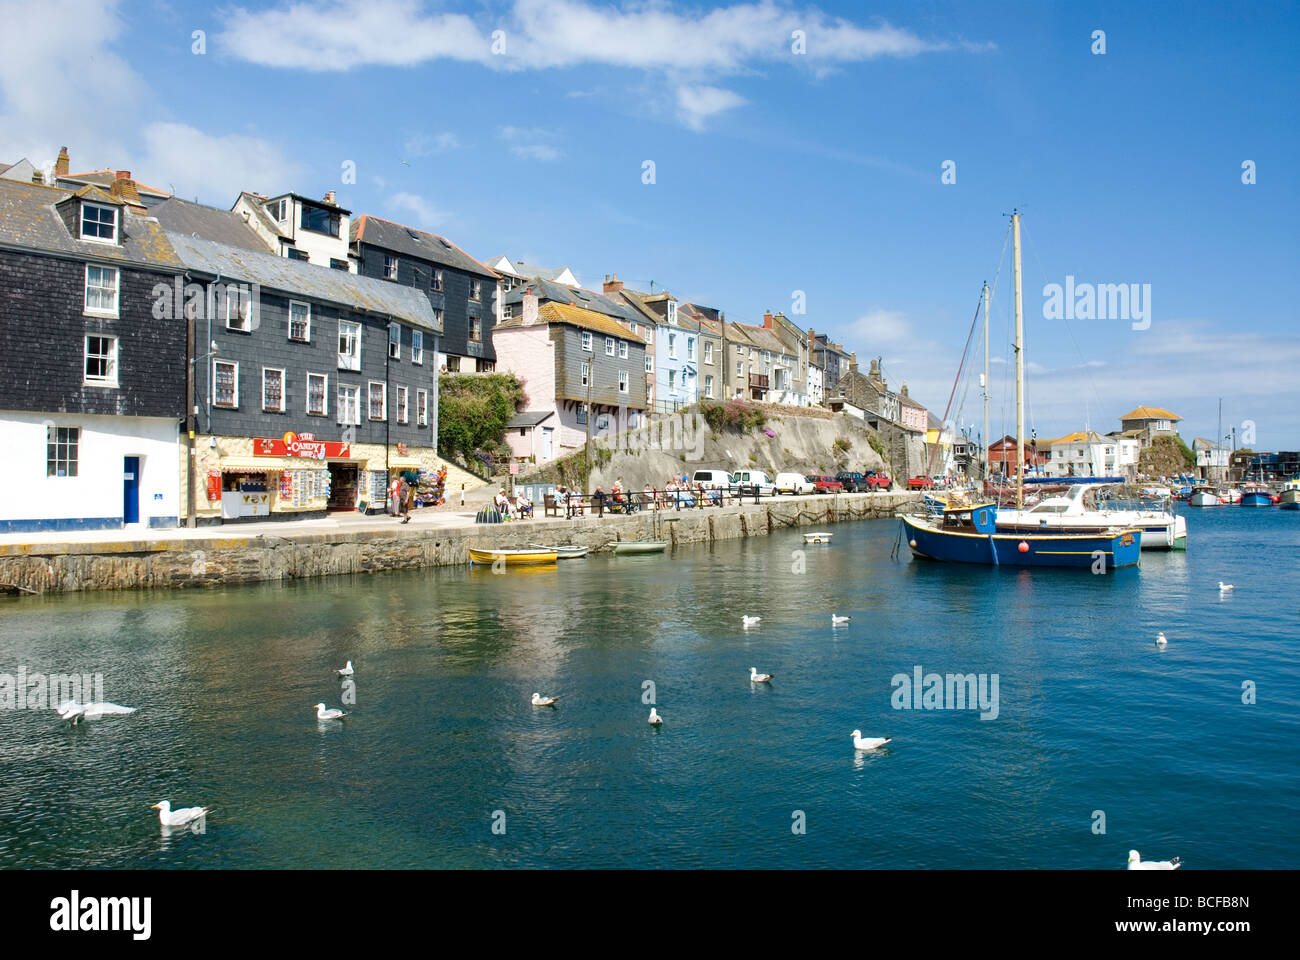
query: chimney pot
[
  {"left": 55, "top": 147, "right": 69, "bottom": 178},
  {"left": 115, "top": 170, "right": 130, "bottom": 180},
  {"left": 324, "top": 190, "right": 336, "bottom": 204}
]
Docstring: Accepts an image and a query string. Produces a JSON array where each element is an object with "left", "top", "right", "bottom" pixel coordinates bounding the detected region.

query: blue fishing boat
[
  {"left": 1239, "top": 484, "right": 1274, "bottom": 507},
  {"left": 902, "top": 504, "right": 1141, "bottom": 570},
  {"left": 899, "top": 211, "right": 1141, "bottom": 573}
]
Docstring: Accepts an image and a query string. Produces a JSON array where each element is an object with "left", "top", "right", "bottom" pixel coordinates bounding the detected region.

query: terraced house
[
  {"left": 0, "top": 176, "right": 185, "bottom": 532},
  {"left": 351, "top": 215, "right": 500, "bottom": 373},
  {"left": 492, "top": 290, "right": 648, "bottom": 457},
  {"left": 603, "top": 275, "right": 696, "bottom": 413}
]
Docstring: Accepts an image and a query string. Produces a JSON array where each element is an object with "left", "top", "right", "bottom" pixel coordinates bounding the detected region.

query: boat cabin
[{"left": 941, "top": 503, "right": 998, "bottom": 533}]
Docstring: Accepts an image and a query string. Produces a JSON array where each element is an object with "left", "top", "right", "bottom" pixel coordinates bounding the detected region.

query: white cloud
[
  {"left": 139, "top": 123, "right": 300, "bottom": 204},
  {"left": 851, "top": 309, "right": 911, "bottom": 344},
  {"left": 500, "top": 126, "right": 562, "bottom": 161},
  {"left": 404, "top": 132, "right": 460, "bottom": 157},
  {"left": 676, "top": 85, "right": 747, "bottom": 131},
  {"left": 387, "top": 191, "right": 450, "bottom": 228},
  {"left": 510, "top": 144, "right": 562, "bottom": 161},
  {"left": 216, "top": 0, "right": 489, "bottom": 71}
]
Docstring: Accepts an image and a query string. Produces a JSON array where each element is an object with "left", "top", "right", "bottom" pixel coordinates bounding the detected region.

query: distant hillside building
[{"left": 1118, "top": 405, "right": 1182, "bottom": 444}]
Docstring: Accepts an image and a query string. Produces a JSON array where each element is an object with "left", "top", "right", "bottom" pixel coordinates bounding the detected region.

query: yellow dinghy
[{"left": 469, "top": 547, "right": 558, "bottom": 566}]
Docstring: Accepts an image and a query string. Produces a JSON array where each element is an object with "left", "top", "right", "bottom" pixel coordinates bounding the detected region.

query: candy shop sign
[{"left": 254, "top": 432, "right": 351, "bottom": 460}]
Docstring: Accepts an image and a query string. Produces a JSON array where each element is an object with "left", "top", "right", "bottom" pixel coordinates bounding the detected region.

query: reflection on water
[{"left": 0, "top": 508, "right": 1297, "bottom": 869}]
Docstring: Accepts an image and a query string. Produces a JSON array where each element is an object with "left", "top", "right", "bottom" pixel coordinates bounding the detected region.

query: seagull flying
[
  {"left": 742, "top": 616, "right": 761, "bottom": 628},
  {"left": 1155, "top": 632, "right": 1168, "bottom": 646},
  {"left": 1128, "top": 849, "right": 1181, "bottom": 870},
  {"left": 336, "top": 660, "right": 354, "bottom": 676},
  {"left": 56, "top": 701, "right": 136, "bottom": 724},
  {"left": 1218, "top": 582, "right": 1234, "bottom": 593},
  {"left": 851, "top": 730, "right": 892, "bottom": 751},
  {"left": 648, "top": 708, "right": 662, "bottom": 725},
  {"left": 832, "top": 615, "right": 850, "bottom": 625},
  {"left": 313, "top": 702, "right": 347, "bottom": 721},
  {"left": 152, "top": 800, "right": 209, "bottom": 827},
  {"left": 749, "top": 667, "right": 774, "bottom": 683},
  {"left": 531, "top": 693, "right": 560, "bottom": 706}
]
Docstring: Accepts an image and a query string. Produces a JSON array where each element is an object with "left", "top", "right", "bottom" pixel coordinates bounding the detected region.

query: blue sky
[{"left": 2, "top": 0, "right": 1296, "bottom": 449}]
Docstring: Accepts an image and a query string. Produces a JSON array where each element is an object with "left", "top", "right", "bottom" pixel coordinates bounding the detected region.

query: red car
[
  {"left": 805, "top": 474, "right": 844, "bottom": 493},
  {"left": 907, "top": 476, "right": 935, "bottom": 490},
  {"left": 865, "top": 472, "right": 892, "bottom": 490}
]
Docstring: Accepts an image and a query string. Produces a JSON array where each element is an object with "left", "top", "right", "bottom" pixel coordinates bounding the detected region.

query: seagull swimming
[
  {"left": 313, "top": 702, "right": 347, "bottom": 721},
  {"left": 1218, "top": 582, "right": 1234, "bottom": 593},
  {"left": 336, "top": 660, "right": 354, "bottom": 676},
  {"left": 749, "top": 667, "right": 774, "bottom": 683},
  {"left": 648, "top": 708, "right": 662, "bottom": 725},
  {"left": 851, "top": 730, "right": 892, "bottom": 751},
  {"left": 56, "top": 701, "right": 136, "bottom": 724},
  {"left": 832, "top": 615, "right": 850, "bottom": 625},
  {"left": 742, "top": 616, "right": 761, "bottom": 629},
  {"left": 152, "top": 800, "right": 209, "bottom": 827},
  {"left": 1155, "top": 632, "right": 1168, "bottom": 646},
  {"left": 531, "top": 693, "right": 560, "bottom": 706},
  {"left": 1128, "top": 849, "right": 1181, "bottom": 870}
]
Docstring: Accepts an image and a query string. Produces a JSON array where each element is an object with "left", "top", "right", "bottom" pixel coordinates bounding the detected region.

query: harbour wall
[{"left": 0, "top": 492, "right": 920, "bottom": 595}]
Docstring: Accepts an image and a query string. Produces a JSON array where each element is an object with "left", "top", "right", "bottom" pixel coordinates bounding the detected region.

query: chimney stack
[
  {"left": 522, "top": 287, "right": 539, "bottom": 326},
  {"left": 109, "top": 170, "right": 143, "bottom": 210},
  {"left": 603, "top": 273, "right": 623, "bottom": 294},
  {"left": 849, "top": 351, "right": 859, "bottom": 374},
  {"left": 324, "top": 190, "right": 336, "bottom": 204},
  {"left": 762, "top": 311, "right": 773, "bottom": 328},
  {"left": 55, "top": 147, "right": 69, "bottom": 178}
]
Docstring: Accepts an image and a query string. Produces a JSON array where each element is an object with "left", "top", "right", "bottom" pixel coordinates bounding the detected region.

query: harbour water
[{"left": 1, "top": 508, "right": 1296, "bottom": 869}]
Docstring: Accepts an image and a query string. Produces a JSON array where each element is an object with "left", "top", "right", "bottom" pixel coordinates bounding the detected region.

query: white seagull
[
  {"left": 313, "top": 702, "right": 348, "bottom": 721},
  {"left": 1155, "top": 632, "right": 1168, "bottom": 647},
  {"left": 336, "top": 660, "right": 354, "bottom": 676},
  {"left": 749, "top": 667, "right": 774, "bottom": 683},
  {"left": 531, "top": 693, "right": 560, "bottom": 706},
  {"left": 56, "top": 701, "right": 136, "bottom": 724},
  {"left": 151, "top": 800, "right": 209, "bottom": 827},
  {"left": 648, "top": 708, "right": 663, "bottom": 725},
  {"left": 831, "top": 614, "right": 850, "bottom": 626},
  {"left": 851, "top": 730, "right": 892, "bottom": 751},
  {"left": 742, "top": 615, "right": 761, "bottom": 629},
  {"left": 1128, "top": 849, "right": 1181, "bottom": 870},
  {"left": 1218, "top": 582, "right": 1234, "bottom": 593}
]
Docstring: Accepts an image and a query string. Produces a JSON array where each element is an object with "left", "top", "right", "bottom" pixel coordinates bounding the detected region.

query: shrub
[
  {"left": 833, "top": 437, "right": 851, "bottom": 455},
  {"left": 700, "top": 399, "right": 767, "bottom": 433}
]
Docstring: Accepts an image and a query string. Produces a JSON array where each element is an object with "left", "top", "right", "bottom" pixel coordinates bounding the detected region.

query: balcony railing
[{"left": 748, "top": 373, "right": 769, "bottom": 389}]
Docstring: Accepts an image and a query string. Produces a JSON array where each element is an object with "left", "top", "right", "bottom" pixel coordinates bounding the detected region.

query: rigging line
[{"left": 927, "top": 291, "right": 985, "bottom": 476}]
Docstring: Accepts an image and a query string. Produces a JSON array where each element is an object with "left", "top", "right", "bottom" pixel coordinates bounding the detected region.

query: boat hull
[
  {"left": 611, "top": 541, "right": 668, "bottom": 555},
  {"left": 1240, "top": 491, "right": 1273, "bottom": 507},
  {"left": 901, "top": 515, "right": 1141, "bottom": 570},
  {"left": 469, "top": 548, "right": 558, "bottom": 565},
  {"left": 1188, "top": 492, "right": 1220, "bottom": 507}
]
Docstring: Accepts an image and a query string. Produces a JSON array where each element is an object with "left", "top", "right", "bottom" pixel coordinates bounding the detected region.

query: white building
[
  {"left": 232, "top": 190, "right": 355, "bottom": 271},
  {"left": 1045, "top": 430, "right": 1140, "bottom": 479}
]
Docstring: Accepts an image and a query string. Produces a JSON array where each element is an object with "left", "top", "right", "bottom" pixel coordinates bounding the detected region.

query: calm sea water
[{"left": 1, "top": 507, "right": 1296, "bottom": 869}]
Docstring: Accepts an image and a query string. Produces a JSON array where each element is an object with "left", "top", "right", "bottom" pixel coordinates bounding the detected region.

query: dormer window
[
  {"left": 267, "top": 198, "right": 287, "bottom": 222},
  {"left": 300, "top": 204, "right": 340, "bottom": 237},
  {"left": 80, "top": 202, "right": 118, "bottom": 243},
  {"left": 667, "top": 301, "right": 677, "bottom": 324}
]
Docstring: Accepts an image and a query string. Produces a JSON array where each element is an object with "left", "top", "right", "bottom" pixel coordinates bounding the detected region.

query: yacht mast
[
  {"left": 982, "top": 281, "right": 990, "bottom": 479},
  {"left": 1013, "top": 211, "right": 1024, "bottom": 511}
]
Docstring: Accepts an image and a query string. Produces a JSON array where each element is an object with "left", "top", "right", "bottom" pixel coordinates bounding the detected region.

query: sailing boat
[{"left": 900, "top": 212, "right": 1142, "bottom": 570}]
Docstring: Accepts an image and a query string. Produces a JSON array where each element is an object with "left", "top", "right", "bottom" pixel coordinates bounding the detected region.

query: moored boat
[
  {"left": 531, "top": 543, "right": 590, "bottom": 559},
  {"left": 1187, "top": 486, "right": 1221, "bottom": 507},
  {"left": 996, "top": 481, "right": 1185, "bottom": 550},
  {"left": 803, "top": 532, "right": 833, "bottom": 543},
  {"left": 611, "top": 540, "right": 668, "bottom": 555},
  {"left": 1239, "top": 483, "right": 1274, "bottom": 507},
  {"left": 469, "top": 547, "right": 558, "bottom": 566},
  {"left": 1278, "top": 480, "right": 1300, "bottom": 510}
]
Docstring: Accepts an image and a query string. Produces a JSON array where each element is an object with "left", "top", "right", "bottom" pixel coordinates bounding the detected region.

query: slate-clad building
[
  {"left": 164, "top": 230, "right": 447, "bottom": 522},
  {"left": 0, "top": 177, "right": 186, "bottom": 532},
  {"left": 350, "top": 215, "right": 499, "bottom": 373}
]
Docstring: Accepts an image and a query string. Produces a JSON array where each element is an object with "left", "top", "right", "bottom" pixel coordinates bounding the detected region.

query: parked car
[
  {"left": 907, "top": 476, "right": 936, "bottom": 489},
  {"left": 835, "top": 471, "right": 868, "bottom": 492},
  {"left": 805, "top": 474, "right": 844, "bottom": 493},
  {"left": 864, "top": 471, "right": 893, "bottom": 490},
  {"left": 729, "top": 469, "right": 776, "bottom": 496},
  {"left": 691, "top": 469, "right": 732, "bottom": 490},
  {"left": 774, "top": 472, "right": 814, "bottom": 495}
]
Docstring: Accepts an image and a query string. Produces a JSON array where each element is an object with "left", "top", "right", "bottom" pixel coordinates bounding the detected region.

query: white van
[
  {"left": 730, "top": 469, "right": 776, "bottom": 496},
  {"left": 691, "top": 469, "right": 732, "bottom": 489},
  {"left": 774, "top": 472, "right": 814, "bottom": 495}
]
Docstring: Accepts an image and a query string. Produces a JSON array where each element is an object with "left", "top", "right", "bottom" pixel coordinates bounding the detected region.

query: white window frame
[
  {"left": 368, "top": 380, "right": 387, "bottom": 421},
  {"left": 83, "top": 264, "right": 119, "bottom": 317},
  {"left": 412, "top": 330, "right": 423, "bottom": 364},
  {"left": 668, "top": 333, "right": 677, "bottom": 359},
  {"left": 687, "top": 337, "right": 696, "bottom": 360},
  {"left": 225, "top": 287, "right": 252, "bottom": 332},
  {"left": 469, "top": 316, "right": 482, "bottom": 343},
  {"left": 431, "top": 269, "right": 443, "bottom": 291},
  {"left": 470, "top": 279, "right": 482, "bottom": 301},
  {"left": 338, "top": 320, "right": 362, "bottom": 371},
  {"left": 396, "top": 385, "right": 409, "bottom": 424},
  {"left": 83, "top": 335, "right": 118, "bottom": 387},
  {"left": 619, "top": 370, "right": 629, "bottom": 393},
  {"left": 646, "top": 354, "right": 654, "bottom": 373},
  {"left": 384, "top": 255, "right": 398, "bottom": 280},
  {"left": 619, "top": 340, "right": 628, "bottom": 359},
  {"left": 432, "top": 307, "right": 444, "bottom": 329},
  {"left": 605, "top": 336, "right": 615, "bottom": 356},
  {"left": 703, "top": 341, "right": 713, "bottom": 364},
  {"left": 79, "top": 202, "right": 118, "bottom": 243},
  {"left": 581, "top": 331, "right": 593, "bottom": 352},
  {"left": 417, "top": 388, "right": 428, "bottom": 426},
  {"left": 262, "top": 367, "right": 286, "bottom": 412},
  {"left": 668, "top": 369, "right": 676, "bottom": 390},
  {"left": 306, "top": 372, "right": 328, "bottom": 416},
  {"left": 705, "top": 374, "right": 715, "bottom": 398},
  {"left": 581, "top": 361, "right": 590, "bottom": 387},
  {"left": 46, "top": 425, "right": 80, "bottom": 477},
  {"left": 213, "top": 359, "right": 239, "bottom": 409},
  {"left": 289, "top": 300, "right": 311, "bottom": 342},
  {"left": 667, "top": 301, "right": 677, "bottom": 324},
  {"left": 389, "top": 323, "right": 401, "bottom": 359},
  {"left": 337, "top": 384, "right": 360, "bottom": 425}
]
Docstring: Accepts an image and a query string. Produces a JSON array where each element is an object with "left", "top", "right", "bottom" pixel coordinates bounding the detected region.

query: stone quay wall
[{"left": 0, "top": 492, "right": 920, "bottom": 595}]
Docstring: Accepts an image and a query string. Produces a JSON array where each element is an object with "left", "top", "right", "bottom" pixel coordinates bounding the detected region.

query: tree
[{"left": 437, "top": 373, "right": 524, "bottom": 466}]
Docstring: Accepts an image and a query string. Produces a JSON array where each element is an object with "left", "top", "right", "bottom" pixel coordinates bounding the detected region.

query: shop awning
[{"left": 220, "top": 456, "right": 318, "bottom": 472}]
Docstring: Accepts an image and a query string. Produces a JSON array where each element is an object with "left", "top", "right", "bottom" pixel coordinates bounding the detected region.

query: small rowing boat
[
  {"left": 802, "top": 532, "right": 833, "bottom": 544},
  {"left": 530, "top": 543, "right": 589, "bottom": 559},
  {"left": 468, "top": 548, "right": 558, "bottom": 566},
  {"left": 611, "top": 540, "right": 668, "bottom": 555}
]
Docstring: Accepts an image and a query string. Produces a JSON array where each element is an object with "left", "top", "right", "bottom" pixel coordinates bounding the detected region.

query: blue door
[{"left": 123, "top": 457, "right": 140, "bottom": 524}]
